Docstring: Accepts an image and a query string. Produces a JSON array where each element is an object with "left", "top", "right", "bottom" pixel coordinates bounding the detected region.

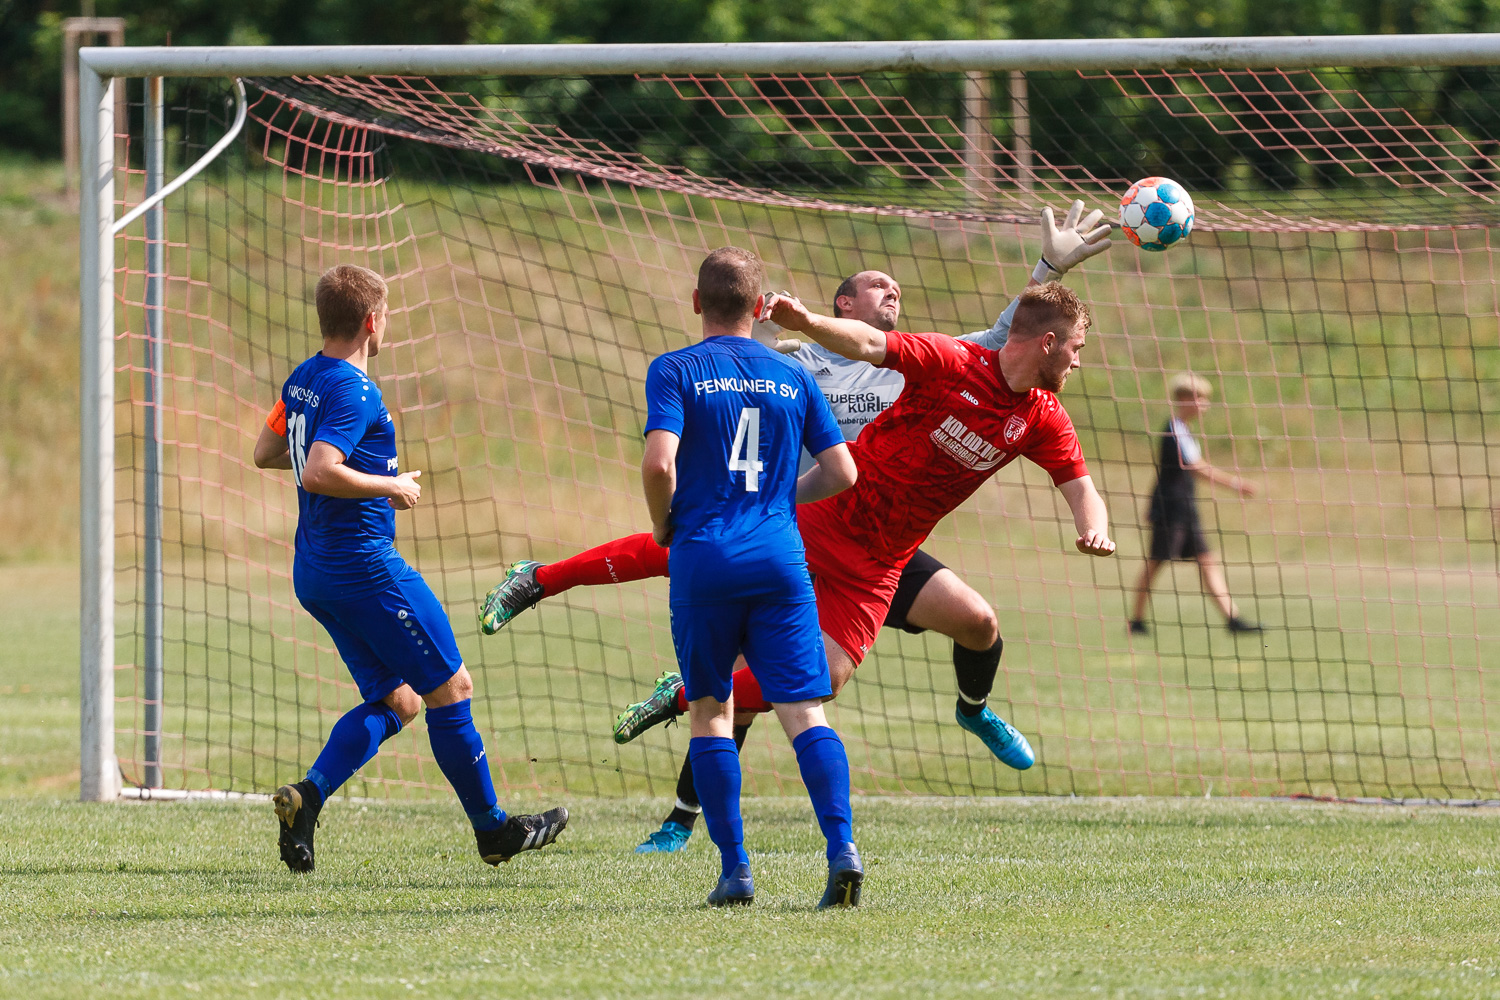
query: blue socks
[
  {"left": 305, "top": 700, "right": 404, "bottom": 804},
  {"left": 425, "top": 699, "right": 507, "bottom": 831},
  {"left": 689, "top": 735, "right": 748, "bottom": 878},
  {"left": 792, "top": 726, "right": 854, "bottom": 862}
]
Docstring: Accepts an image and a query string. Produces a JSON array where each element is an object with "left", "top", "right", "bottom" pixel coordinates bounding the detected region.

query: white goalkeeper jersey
[{"left": 790, "top": 293, "right": 1021, "bottom": 469}]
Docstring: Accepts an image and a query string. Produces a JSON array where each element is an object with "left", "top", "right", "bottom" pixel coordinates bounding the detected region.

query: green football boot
[
  {"left": 479, "top": 560, "right": 546, "bottom": 635},
  {"left": 613, "top": 671, "right": 685, "bottom": 744}
]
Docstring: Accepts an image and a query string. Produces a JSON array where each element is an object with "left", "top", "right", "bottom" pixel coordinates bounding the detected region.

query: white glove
[
  {"left": 752, "top": 312, "right": 802, "bottom": 354},
  {"left": 1034, "top": 199, "right": 1112, "bottom": 281}
]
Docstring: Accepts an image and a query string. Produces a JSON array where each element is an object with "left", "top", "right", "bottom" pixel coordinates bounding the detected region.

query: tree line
[{"left": 5, "top": 0, "right": 1500, "bottom": 200}]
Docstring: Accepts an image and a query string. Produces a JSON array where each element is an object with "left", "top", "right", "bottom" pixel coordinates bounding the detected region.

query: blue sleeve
[
  {"left": 800, "top": 368, "right": 844, "bottom": 456},
  {"left": 311, "top": 376, "right": 377, "bottom": 458},
  {"left": 644, "top": 355, "right": 685, "bottom": 437}
]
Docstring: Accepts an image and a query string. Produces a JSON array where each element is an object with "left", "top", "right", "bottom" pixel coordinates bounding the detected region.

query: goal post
[{"left": 79, "top": 37, "right": 1500, "bottom": 802}]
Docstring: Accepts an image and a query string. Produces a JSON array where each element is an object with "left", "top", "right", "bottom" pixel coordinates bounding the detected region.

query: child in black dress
[{"left": 1129, "top": 374, "right": 1260, "bottom": 634}]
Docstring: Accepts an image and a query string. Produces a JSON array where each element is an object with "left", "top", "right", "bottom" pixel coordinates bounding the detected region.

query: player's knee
[
  {"left": 954, "top": 604, "right": 999, "bottom": 651},
  {"left": 422, "top": 666, "right": 473, "bottom": 708},
  {"left": 446, "top": 668, "right": 474, "bottom": 702},
  {"left": 384, "top": 686, "right": 422, "bottom": 726}
]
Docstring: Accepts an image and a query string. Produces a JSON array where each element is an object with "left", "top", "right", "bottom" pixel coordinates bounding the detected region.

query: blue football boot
[
  {"left": 955, "top": 704, "right": 1035, "bottom": 770},
  {"left": 817, "top": 843, "right": 864, "bottom": 909},
  {"left": 707, "top": 862, "right": 755, "bottom": 907},
  {"left": 634, "top": 819, "right": 693, "bottom": 854}
]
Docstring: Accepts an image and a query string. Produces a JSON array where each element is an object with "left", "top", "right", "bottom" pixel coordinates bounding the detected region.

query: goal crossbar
[{"left": 79, "top": 34, "right": 1500, "bottom": 77}]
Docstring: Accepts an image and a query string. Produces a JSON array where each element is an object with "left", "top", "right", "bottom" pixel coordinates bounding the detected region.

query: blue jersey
[
  {"left": 644, "top": 335, "right": 842, "bottom": 605},
  {"left": 281, "top": 353, "right": 403, "bottom": 598}
]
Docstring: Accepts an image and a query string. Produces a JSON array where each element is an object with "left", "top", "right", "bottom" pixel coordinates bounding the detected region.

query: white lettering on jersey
[
  {"left": 286, "top": 385, "right": 320, "bottom": 407},
  {"left": 931, "top": 415, "right": 1007, "bottom": 472},
  {"left": 387, "top": 457, "right": 399, "bottom": 472},
  {"left": 960, "top": 390, "right": 980, "bottom": 406},
  {"left": 693, "top": 377, "right": 798, "bottom": 397},
  {"left": 793, "top": 342, "right": 904, "bottom": 440}
]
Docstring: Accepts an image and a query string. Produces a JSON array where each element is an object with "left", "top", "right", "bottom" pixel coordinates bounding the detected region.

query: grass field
[
  {"left": 5, "top": 797, "right": 1499, "bottom": 999},
  {"left": 5, "top": 568, "right": 1500, "bottom": 999}
]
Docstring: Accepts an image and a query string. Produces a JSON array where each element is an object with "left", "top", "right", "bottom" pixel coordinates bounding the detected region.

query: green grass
[
  {"left": 5, "top": 570, "right": 1500, "bottom": 998},
  {"left": 0, "top": 564, "right": 79, "bottom": 795},
  {"left": 2, "top": 796, "right": 1498, "bottom": 999}
]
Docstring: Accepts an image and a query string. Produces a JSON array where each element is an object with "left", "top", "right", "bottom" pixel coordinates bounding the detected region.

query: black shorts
[
  {"left": 1148, "top": 512, "right": 1209, "bottom": 561},
  {"left": 883, "top": 548, "right": 947, "bottom": 634}
]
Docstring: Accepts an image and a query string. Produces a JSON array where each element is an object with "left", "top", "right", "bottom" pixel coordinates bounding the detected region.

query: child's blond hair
[{"left": 1167, "top": 372, "right": 1213, "bottom": 401}]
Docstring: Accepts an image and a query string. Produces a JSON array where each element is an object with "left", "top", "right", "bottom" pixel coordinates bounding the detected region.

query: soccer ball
[{"left": 1119, "top": 177, "right": 1194, "bottom": 252}]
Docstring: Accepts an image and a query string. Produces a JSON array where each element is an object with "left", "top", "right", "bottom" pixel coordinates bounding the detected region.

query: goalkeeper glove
[{"left": 1033, "top": 199, "right": 1112, "bottom": 282}]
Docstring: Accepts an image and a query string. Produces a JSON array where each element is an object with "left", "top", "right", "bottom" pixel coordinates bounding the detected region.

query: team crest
[{"left": 1002, "top": 414, "right": 1028, "bottom": 445}]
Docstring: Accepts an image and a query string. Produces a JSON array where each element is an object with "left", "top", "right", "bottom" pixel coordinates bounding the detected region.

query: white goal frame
[{"left": 78, "top": 33, "right": 1500, "bottom": 801}]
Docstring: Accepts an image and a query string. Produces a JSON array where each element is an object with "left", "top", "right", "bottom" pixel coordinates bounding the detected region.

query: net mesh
[{"left": 109, "top": 63, "right": 1500, "bottom": 801}]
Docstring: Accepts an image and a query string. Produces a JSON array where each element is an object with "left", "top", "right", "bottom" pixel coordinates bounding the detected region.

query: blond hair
[
  {"left": 315, "top": 264, "right": 388, "bottom": 339},
  {"left": 1008, "top": 283, "right": 1092, "bottom": 340},
  {"left": 1167, "top": 372, "right": 1213, "bottom": 401}
]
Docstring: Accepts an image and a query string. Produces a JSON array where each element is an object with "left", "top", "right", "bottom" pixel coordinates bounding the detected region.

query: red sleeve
[
  {"left": 1022, "top": 396, "right": 1089, "bottom": 485},
  {"left": 265, "top": 398, "right": 287, "bottom": 437},
  {"left": 879, "top": 330, "right": 971, "bottom": 382}
]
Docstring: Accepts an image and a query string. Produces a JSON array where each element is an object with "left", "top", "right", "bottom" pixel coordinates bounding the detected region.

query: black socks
[
  {"left": 667, "top": 722, "right": 752, "bottom": 829},
  {"left": 953, "top": 637, "right": 1003, "bottom": 718}
]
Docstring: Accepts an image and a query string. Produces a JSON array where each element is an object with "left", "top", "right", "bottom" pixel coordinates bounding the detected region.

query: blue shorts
[
  {"left": 297, "top": 563, "right": 463, "bottom": 703},
  {"left": 669, "top": 600, "right": 831, "bottom": 705}
]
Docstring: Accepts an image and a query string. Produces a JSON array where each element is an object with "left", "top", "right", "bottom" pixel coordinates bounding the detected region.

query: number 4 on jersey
[{"left": 728, "top": 406, "right": 764, "bottom": 492}]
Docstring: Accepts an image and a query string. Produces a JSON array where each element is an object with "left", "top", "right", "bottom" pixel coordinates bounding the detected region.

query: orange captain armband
[{"left": 265, "top": 398, "right": 287, "bottom": 437}]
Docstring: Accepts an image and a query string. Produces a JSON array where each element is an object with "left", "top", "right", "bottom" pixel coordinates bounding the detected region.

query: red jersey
[{"left": 809, "top": 330, "right": 1089, "bottom": 565}]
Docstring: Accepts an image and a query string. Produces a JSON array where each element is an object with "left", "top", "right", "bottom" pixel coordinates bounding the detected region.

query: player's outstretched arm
[
  {"left": 962, "top": 200, "right": 1111, "bottom": 348},
  {"left": 762, "top": 293, "right": 888, "bottom": 366},
  {"left": 641, "top": 429, "right": 680, "bottom": 547},
  {"left": 1057, "top": 475, "right": 1116, "bottom": 557},
  {"left": 253, "top": 423, "right": 292, "bottom": 470},
  {"left": 795, "top": 442, "right": 857, "bottom": 504},
  {"left": 302, "top": 441, "right": 423, "bottom": 509}
]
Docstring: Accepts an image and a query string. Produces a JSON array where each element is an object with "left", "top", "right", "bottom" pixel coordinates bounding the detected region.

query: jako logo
[
  {"left": 960, "top": 390, "right": 980, "bottom": 405},
  {"left": 930, "top": 415, "right": 1005, "bottom": 472}
]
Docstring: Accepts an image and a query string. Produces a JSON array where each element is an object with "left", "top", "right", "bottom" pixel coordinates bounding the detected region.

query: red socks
[
  {"left": 673, "top": 667, "right": 771, "bottom": 714},
  {"left": 535, "top": 534, "right": 774, "bottom": 718},
  {"left": 534, "top": 532, "right": 670, "bottom": 596}
]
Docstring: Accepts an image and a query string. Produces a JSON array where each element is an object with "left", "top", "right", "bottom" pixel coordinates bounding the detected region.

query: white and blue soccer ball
[{"left": 1119, "top": 177, "right": 1194, "bottom": 252}]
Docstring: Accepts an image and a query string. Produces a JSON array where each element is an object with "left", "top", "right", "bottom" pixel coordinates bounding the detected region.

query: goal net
[{"left": 107, "top": 56, "right": 1499, "bottom": 802}]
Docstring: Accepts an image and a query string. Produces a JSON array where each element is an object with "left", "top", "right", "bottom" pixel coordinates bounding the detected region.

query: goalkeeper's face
[{"left": 839, "top": 271, "right": 902, "bottom": 332}]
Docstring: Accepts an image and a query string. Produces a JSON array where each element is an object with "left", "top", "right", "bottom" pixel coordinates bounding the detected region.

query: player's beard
[
  {"left": 1039, "top": 360, "right": 1071, "bottom": 393},
  {"left": 863, "top": 306, "right": 898, "bottom": 332}
]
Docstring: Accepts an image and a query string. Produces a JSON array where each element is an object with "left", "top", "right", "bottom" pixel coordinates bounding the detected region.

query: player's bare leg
[
  {"left": 1196, "top": 552, "right": 1261, "bottom": 632},
  {"left": 904, "top": 569, "right": 1034, "bottom": 770},
  {"left": 1129, "top": 559, "right": 1166, "bottom": 633}
]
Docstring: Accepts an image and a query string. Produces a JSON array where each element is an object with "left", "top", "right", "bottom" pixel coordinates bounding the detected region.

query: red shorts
[{"left": 797, "top": 500, "right": 906, "bottom": 667}]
